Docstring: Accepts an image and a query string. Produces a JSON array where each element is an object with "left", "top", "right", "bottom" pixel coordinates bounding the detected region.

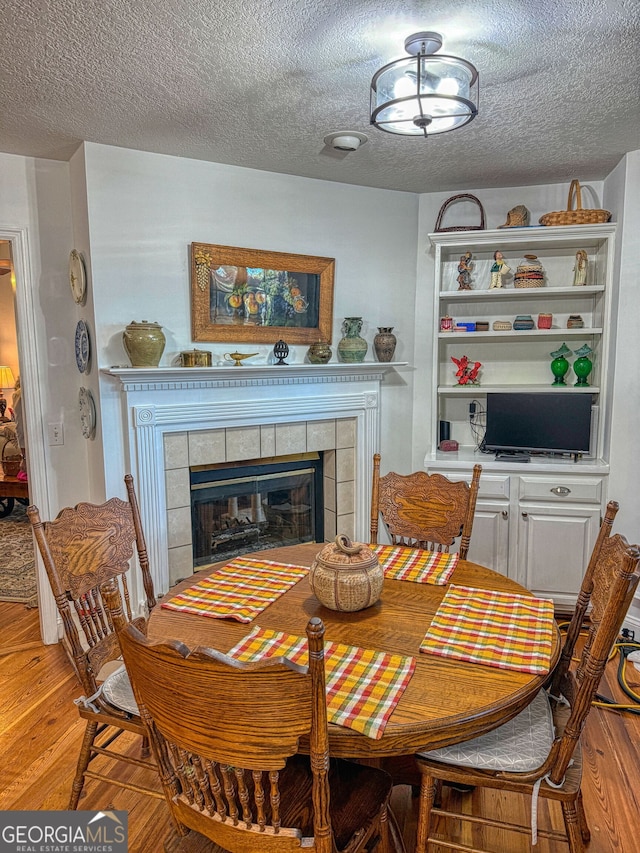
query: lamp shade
[
  {"left": 370, "top": 32, "right": 479, "bottom": 137},
  {"left": 0, "top": 366, "right": 15, "bottom": 389}
]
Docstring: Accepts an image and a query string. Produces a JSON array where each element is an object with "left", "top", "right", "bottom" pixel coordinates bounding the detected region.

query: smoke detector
[{"left": 323, "top": 131, "right": 368, "bottom": 151}]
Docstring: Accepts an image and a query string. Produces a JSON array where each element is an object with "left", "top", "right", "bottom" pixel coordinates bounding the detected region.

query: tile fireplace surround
[{"left": 105, "top": 363, "right": 402, "bottom": 599}]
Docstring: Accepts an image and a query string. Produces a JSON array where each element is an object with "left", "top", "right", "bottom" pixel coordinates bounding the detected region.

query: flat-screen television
[{"left": 484, "top": 393, "right": 593, "bottom": 457}]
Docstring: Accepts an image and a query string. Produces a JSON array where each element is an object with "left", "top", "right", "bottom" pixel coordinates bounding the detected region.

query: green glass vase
[
  {"left": 550, "top": 343, "right": 571, "bottom": 386},
  {"left": 573, "top": 344, "right": 593, "bottom": 387},
  {"left": 550, "top": 355, "right": 569, "bottom": 385}
]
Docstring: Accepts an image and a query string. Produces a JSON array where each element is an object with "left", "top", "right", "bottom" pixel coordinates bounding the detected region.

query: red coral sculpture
[{"left": 451, "top": 355, "right": 481, "bottom": 385}]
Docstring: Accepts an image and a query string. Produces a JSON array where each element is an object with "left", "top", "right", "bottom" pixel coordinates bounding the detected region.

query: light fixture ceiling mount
[{"left": 370, "top": 31, "right": 479, "bottom": 137}]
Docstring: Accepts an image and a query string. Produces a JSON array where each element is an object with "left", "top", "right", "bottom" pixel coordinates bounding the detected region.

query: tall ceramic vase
[
  {"left": 373, "top": 327, "right": 397, "bottom": 362},
  {"left": 337, "top": 317, "right": 368, "bottom": 363}
]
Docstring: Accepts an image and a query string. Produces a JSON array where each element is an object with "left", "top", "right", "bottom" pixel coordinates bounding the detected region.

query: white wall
[
  {"left": 604, "top": 151, "right": 640, "bottom": 624},
  {"left": 80, "top": 143, "right": 419, "bottom": 497}
]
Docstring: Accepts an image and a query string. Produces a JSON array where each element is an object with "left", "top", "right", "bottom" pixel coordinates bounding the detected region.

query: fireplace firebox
[{"left": 191, "top": 453, "right": 324, "bottom": 566}]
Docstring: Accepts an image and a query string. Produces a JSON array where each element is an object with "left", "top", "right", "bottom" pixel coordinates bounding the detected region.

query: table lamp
[{"left": 0, "top": 366, "right": 16, "bottom": 419}]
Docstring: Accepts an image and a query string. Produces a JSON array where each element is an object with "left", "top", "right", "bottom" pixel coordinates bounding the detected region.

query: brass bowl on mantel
[{"left": 180, "top": 349, "right": 212, "bottom": 367}]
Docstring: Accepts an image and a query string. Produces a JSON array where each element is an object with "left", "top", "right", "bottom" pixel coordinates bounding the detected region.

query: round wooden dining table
[{"left": 148, "top": 543, "right": 560, "bottom": 760}]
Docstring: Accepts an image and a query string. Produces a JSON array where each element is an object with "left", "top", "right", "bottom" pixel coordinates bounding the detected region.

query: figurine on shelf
[
  {"left": 489, "top": 250, "right": 511, "bottom": 289},
  {"left": 273, "top": 340, "right": 289, "bottom": 365},
  {"left": 457, "top": 252, "right": 473, "bottom": 290},
  {"left": 572, "top": 250, "right": 588, "bottom": 286},
  {"left": 451, "top": 355, "right": 482, "bottom": 385}
]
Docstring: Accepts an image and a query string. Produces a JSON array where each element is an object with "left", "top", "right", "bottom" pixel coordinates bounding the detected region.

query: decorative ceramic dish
[
  {"left": 75, "top": 320, "right": 91, "bottom": 373},
  {"left": 69, "top": 250, "right": 87, "bottom": 304},
  {"left": 78, "top": 387, "right": 96, "bottom": 439}
]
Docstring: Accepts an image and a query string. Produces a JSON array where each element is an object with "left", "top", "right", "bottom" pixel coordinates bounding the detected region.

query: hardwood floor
[{"left": 1, "top": 601, "right": 639, "bottom": 853}]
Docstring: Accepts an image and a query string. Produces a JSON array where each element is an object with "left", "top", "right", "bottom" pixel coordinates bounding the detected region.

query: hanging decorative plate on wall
[
  {"left": 78, "top": 387, "right": 96, "bottom": 439},
  {"left": 69, "top": 249, "right": 87, "bottom": 304},
  {"left": 75, "top": 319, "right": 91, "bottom": 374}
]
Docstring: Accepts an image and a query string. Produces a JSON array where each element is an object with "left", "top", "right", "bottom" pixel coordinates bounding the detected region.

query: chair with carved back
[
  {"left": 27, "top": 474, "right": 163, "bottom": 809},
  {"left": 370, "top": 454, "right": 481, "bottom": 560},
  {"left": 101, "top": 577, "right": 395, "bottom": 853},
  {"left": 413, "top": 530, "right": 640, "bottom": 853},
  {"left": 548, "top": 499, "right": 619, "bottom": 698}
]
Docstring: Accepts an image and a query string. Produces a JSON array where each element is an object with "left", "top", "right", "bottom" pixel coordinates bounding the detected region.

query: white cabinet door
[
  {"left": 516, "top": 503, "right": 601, "bottom": 606},
  {"left": 467, "top": 500, "right": 510, "bottom": 578}
]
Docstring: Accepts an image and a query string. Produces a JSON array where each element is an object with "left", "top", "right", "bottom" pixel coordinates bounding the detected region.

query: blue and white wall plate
[{"left": 75, "top": 319, "right": 91, "bottom": 373}]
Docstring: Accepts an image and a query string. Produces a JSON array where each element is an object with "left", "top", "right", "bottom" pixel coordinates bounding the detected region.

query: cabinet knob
[
  {"left": 521, "top": 512, "right": 528, "bottom": 519},
  {"left": 501, "top": 510, "right": 508, "bottom": 519},
  {"left": 550, "top": 486, "right": 571, "bottom": 496}
]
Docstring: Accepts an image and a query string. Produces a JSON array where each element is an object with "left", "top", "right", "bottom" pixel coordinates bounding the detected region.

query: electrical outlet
[{"left": 48, "top": 422, "right": 64, "bottom": 446}]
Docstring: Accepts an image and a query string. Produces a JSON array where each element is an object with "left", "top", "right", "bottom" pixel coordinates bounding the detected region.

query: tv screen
[{"left": 484, "top": 393, "right": 593, "bottom": 456}]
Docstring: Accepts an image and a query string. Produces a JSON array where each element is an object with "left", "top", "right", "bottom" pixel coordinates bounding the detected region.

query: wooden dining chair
[
  {"left": 548, "top": 498, "right": 619, "bottom": 697},
  {"left": 413, "top": 531, "right": 640, "bottom": 853},
  {"left": 101, "top": 577, "right": 395, "bottom": 853},
  {"left": 27, "top": 474, "right": 163, "bottom": 809},
  {"left": 370, "top": 454, "right": 481, "bottom": 560}
]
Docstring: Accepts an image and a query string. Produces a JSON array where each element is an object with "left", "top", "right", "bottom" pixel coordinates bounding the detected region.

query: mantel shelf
[{"left": 104, "top": 362, "right": 409, "bottom": 388}]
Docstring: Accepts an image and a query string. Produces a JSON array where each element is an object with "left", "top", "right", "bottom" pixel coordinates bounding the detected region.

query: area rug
[{"left": 0, "top": 502, "right": 38, "bottom": 607}]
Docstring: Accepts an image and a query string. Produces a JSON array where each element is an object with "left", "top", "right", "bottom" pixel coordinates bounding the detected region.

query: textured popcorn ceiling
[{"left": 0, "top": 0, "right": 638, "bottom": 192}]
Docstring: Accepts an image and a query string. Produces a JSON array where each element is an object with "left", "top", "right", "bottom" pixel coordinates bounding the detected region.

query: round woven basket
[
  {"left": 309, "top": 535, "right": 383, "bottom": 612},
  {"left": 539, "top": 180, "right": 611, "bottom": 226}
]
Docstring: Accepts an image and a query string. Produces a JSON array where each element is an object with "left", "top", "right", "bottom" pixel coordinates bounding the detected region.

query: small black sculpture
[{"left": 273, "top": 339, "right": 289, "bottom": 365}]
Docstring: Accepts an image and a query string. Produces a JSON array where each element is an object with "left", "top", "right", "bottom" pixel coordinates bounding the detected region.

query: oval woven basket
[
  {"left": 2, "top": 442, "right": 22, "bottom": 477},
  {"left": 539, "top": 180, "right": 611, "bottom": 226},
  {"left": 434, "top": 193, "right": 486, "bottom": 232}
]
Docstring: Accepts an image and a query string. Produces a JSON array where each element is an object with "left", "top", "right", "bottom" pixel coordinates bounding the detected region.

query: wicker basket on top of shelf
[{"left": 539, "top": 180, "right": 611, "bottom": 226}]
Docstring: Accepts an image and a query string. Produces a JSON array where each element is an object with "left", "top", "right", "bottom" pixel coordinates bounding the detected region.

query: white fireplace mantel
[{"left": 104, "top": 363, "right": 407, "bottom": 599}]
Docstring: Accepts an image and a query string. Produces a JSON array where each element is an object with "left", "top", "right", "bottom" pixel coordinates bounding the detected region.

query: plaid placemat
[
  {"left": 420, "top": 584, "right": 555, "bottom": 674},
  {"left": 374, "top": 545, "right": 459, "bottom": 585},
  {"left": 160, "top": 557, "right": 308, "bottom": 623},
  {"left": 227, "top": 626, "right": 416, "bottom": 739}
]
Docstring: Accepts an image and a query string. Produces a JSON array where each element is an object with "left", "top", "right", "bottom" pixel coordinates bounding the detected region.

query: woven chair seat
[
  {"left": 102, "top": 666, "right": 139, "bottom": 716},
  {"left": 418, "top": 689, "right": 554, "bottom": 772}
]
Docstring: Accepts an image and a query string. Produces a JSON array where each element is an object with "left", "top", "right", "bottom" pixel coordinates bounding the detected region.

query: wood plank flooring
[{"left": 1, "top": 601, "right": 639, "bottom": 853}]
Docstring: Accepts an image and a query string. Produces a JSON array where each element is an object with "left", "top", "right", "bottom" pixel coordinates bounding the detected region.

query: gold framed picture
[{"left": 191, "top": 243, "right": 335, "bottom": 344}]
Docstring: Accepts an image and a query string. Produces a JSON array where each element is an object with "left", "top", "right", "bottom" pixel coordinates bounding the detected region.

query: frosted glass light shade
[{"left": 370, "top": 41, "right": 479, "bottom": 137}]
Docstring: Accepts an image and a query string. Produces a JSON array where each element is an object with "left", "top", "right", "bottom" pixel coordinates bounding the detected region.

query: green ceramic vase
[{"left": 337, "top": 317, "right": 368, "bottom": 363}]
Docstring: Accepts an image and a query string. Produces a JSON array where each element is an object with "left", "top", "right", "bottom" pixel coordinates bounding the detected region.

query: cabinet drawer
[
  {"left": 518, "top": 476, "right": 603, "bottom": 504},
  {"left": 428, "top": 468, "right": 509, "bottom": 499}
]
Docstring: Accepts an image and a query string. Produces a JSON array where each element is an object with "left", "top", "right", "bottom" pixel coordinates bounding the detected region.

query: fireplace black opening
[{"left": 191, "top": 453, "right": 324, "bottom": 566}]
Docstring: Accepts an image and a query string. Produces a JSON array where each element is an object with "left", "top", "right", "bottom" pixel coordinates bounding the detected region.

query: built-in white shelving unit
[{"left": 424, "top": 223, "right": 617, "bottom": 607}]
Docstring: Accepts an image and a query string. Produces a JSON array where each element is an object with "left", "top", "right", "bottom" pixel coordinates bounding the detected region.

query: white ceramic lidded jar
[{"left": 123, "top": 321, "right": 166, "bottom": 367}]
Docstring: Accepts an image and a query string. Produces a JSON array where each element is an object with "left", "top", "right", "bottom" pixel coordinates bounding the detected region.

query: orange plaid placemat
[
  {"left": 227, "top": 626, "right": 416, "bottom": 739},
  {"left": 374, "top": 545, "right": 458, "bottom": 585},
  {"left": 160, "top": 557, "right": 308, "bottom": 623},
  {"left": 420, "top": 584, "right": 555, "bottom": 674}
]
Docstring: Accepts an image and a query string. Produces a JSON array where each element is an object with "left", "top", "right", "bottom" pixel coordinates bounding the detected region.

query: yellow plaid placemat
[
  {"left": 374, "top": 545, "right": 459, "bottom": 585},
  {"left": 160, "top": 557, "right": 308, "bottom": 623},
  {"left": 227, "top": 626, "right": 416, "bottom": 739},
  {"left": 420, "top": 584, "right": 555, "bottom": 674}
]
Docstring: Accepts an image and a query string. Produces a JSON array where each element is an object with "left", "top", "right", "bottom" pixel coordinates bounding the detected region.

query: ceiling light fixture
[
  {"left": 324, "top": 131, "right": 368, "bottom": 151},
  {"left": 370, "top": 31, "right": 479, "bottom": 137}
]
